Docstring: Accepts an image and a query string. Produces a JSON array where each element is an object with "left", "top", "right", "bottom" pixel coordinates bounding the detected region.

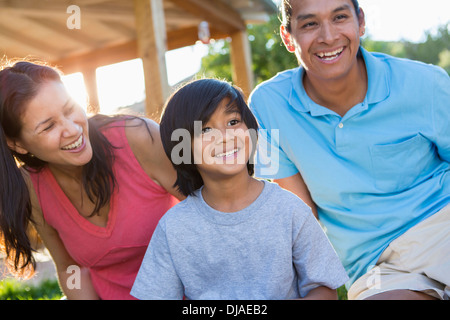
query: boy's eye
[
  {"left": 228, "top": 119, "right": 240, "bottom": 126},
  {"left": 201, "top": 127, "right": 212, "bottom": 134}
]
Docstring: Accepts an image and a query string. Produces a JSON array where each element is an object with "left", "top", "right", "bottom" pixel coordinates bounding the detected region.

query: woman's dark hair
[
  {"left": 280, "top": 0, "right": 361, "bottom": 32},
  {"left": 160, "top": 78, "right": 258, "bottom": 197},
  {"left": 0, "top": 60, "right": 119, "bottom": 278}
]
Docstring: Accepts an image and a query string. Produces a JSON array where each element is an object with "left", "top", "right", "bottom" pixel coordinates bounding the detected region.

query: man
[{"left": 249, "top": 0, "right": 450, "bottom": 299}]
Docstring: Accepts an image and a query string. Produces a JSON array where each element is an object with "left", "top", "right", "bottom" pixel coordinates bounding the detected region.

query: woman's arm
[
  {"left": 125, "top": 117, "right": 185, "bottom": 200},
  {"left": 24, "top": 171, "right": 99, "bottom": 300}
]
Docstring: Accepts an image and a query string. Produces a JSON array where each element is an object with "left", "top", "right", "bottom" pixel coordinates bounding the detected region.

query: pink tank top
[{"left": 30, "top": 120, "right": 178, "bottom": 299}]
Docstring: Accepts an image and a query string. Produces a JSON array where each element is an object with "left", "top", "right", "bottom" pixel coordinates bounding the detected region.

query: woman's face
[
  {"left": 13, "top": 80, "right": 93, "bottom": 168},
  {"left": 192, "top": 98, "right": 253, "bottom": 180},
  {"left": 281, "top": 0, "right": 365, "bottom": 82}
]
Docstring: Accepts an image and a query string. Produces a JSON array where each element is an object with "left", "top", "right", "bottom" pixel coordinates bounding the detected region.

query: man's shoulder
[
  {"left": 251, "top": 67, "right": 300, "bottom": 98},
  {"left": 370, "top": 50, "right": 446, "bottom": 78}
]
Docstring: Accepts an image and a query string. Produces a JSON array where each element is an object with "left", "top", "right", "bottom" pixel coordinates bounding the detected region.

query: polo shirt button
[{"left": 338, "top": 123, "right": 344, "bottom": 128}]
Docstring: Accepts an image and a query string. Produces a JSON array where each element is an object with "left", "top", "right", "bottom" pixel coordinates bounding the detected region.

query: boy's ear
[
  {"left": 6, "top": 138, "right": 29, "bottom": 155},
  {"left": 280, "top": 25, "right": 296, "bottom": 53}
]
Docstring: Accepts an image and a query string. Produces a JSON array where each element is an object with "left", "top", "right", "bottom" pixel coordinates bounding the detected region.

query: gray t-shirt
[{"left": 131, "top": 180, "right": 348, "bottom": 299}]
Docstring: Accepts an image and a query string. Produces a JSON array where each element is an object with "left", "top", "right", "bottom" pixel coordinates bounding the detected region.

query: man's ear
[
  {"left": 358, "top": 8, "right": 366, "bottom": 37},
  {"left": 280, "top": 25, "right": 296, "bottom": 53},
  {"left": 6, "top": 138, "right": 29, "bottom": 155}
]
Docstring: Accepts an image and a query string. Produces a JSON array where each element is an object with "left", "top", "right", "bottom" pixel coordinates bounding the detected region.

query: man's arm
[{"left": 274, "top": 173, "right": 317, "bottom": 218}]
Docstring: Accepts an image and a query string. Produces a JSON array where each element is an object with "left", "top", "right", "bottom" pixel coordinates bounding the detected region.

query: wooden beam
[
  {"left": 168, "top": 0, "right": 245, "bottom": 34},
  {"left": 0, "top": 0, "right": 134, "bottom": 21},
  {"left": 52, "top": 40, "right": 138, "bottom": 75},
  {"left": 167, "top": 26, "right": 229, "bottom": 50},
  {"left": 0, "top": 22, "right": 62, "bottom": 58},
  {"left": 81, "top": 67, "right": 100, "bottom": 114},
  {"left": 26, "top": 16, "right": 99, "bottom": 48},
  {"left": 51, "top": 24, "right": 230, "bottom": 77},
  {"left": 230, "top": 30, "right": 254, "bottom": 99},
  {"left": 133, "top": 0, "right": 170, "bottom": 120}
]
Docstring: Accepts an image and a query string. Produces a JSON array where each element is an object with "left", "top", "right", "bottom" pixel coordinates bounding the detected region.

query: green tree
[
  {"left": 199, "top": 17, "right": 449, "bottom": 84},
  {"left": 362, "top": 23, "right": 449, "bottom": 74},
  {"left": 198, "top": 14, "right": 297, "bottom": 85}
]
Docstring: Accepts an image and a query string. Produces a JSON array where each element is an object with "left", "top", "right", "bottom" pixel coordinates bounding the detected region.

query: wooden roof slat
[
  {"left": 26, "top": 17, "right": 99, "bottom": 48},
  {"left": 0, "top": 22, "right": 62, "bottom": 58},
  {"left": 168, "top": 0, "right": 246, "bottom": 33}
]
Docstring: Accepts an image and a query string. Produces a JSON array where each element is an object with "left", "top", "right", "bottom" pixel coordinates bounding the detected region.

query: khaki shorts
[{"left": 348, "top": 204, "right": 450, "bottom": 300}]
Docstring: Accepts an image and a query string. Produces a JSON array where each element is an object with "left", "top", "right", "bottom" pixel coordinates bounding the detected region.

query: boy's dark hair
[{"left": 160, "top": 78, "right": 258, "bottom": 197}]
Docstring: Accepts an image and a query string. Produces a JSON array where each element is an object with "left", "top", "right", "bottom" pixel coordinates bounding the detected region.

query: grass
[
  {"left": 0, "top": 278, "right": 63, "bottom": 300},
  {"left": 0, "top": 278, "right": 347, "bottom": 300},
  {"left": 337, "top": 285, "right": 348, "bottom": 300}
]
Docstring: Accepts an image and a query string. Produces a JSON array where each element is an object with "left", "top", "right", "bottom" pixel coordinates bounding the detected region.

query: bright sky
[
  {"left": 358, "top": 0, "right": 449, "bottom": 42},
  {"left": 62, "top": 0, "right": 449, "bottom": 114}
]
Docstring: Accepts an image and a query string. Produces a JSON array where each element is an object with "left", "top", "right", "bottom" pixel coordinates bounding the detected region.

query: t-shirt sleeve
[
  {"left": 130, "top": 221, "right": 184, "bottom": 300},
  {"left": 292, "top": 210, "right": 349, "bottom": 297}
]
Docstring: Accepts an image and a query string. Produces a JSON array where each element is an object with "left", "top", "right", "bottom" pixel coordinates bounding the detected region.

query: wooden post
[
  {"left": 82, "top": 67, "right": 100, "bottom": 114},
  {"left": 133, "top": 0, "right": 170, "bottom": 121},
  {"left": 230, "top": 30, "right": 254, "bottom": 100}
]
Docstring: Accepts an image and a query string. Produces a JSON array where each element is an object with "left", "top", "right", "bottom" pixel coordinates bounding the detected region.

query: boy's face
[
  {"left": 192, "top": 98, "right": 253, "bottom": 180},
  {"left": 281, "top": 0, "right": 365, "bottom": 83}
]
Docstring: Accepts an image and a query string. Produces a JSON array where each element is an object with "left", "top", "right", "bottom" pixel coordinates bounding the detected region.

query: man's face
[{"left": 281, "top": 0, "right": 365, "bottom": 82}]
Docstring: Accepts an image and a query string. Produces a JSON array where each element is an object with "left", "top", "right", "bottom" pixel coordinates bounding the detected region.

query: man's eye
[
  {"left": 302, "top": 21, "right": 317, "bottom": 29},
  {"left": 335, "top": 14, "right": 348, "bottom": 21}
]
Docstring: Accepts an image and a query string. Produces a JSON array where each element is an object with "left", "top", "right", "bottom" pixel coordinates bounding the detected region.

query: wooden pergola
[{"left": 0, "top": 0, "right": 276, "bottom": 120}]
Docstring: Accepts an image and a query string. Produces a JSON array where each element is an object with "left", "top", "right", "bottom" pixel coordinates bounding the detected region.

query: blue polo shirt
[{"left": 249, "top": 47, "right": 450, "bottom": 286}]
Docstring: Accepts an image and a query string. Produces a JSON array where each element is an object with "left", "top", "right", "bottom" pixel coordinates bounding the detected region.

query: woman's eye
[{"left": 42, "top": 123, "right": 55, "bottom": 132}]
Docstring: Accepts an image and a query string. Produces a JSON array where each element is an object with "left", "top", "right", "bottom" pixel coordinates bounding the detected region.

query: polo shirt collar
[{"left": 289, "top": 46, "right": 390, "bottom": 117}]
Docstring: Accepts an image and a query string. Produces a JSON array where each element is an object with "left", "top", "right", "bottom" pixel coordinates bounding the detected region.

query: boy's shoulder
[
  {"left": 261, "top": 180, "right": 312, "bottom": 215},
  {"left": 158, "top": 196, "right": 197, "bottom": 226}
]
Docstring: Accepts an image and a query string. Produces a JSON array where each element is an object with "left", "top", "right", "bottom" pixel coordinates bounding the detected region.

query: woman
[{"left": 0, "top": 60, "right": 183, "bottom": 299}]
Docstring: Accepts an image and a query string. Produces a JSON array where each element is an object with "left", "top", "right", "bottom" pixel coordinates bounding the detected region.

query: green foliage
[
  {"left": 337, "top": 285, "right": 348, "bottom": 300},
  {"left": 363, "top": 23, "right": 450, "bottom": 74},
  {"left": 199, "top": 15, "right": 449, "bottom": 84},
  {"left": 247, "top": 15, "right": 298, "bottom": 85},
  {"left": 199, "top": 41, "right": 233, "bottom": 81},
  {"left": 198, "top": 14, "right": 298, "bottom": 85},
  {"left": 0, "top": 278, "right": 63, "bottom": 300}
]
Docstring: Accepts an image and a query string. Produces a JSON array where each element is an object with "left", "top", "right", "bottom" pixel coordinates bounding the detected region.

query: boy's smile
[{"left": 192, "top": 98, "right": 253, "bottom": 177}]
